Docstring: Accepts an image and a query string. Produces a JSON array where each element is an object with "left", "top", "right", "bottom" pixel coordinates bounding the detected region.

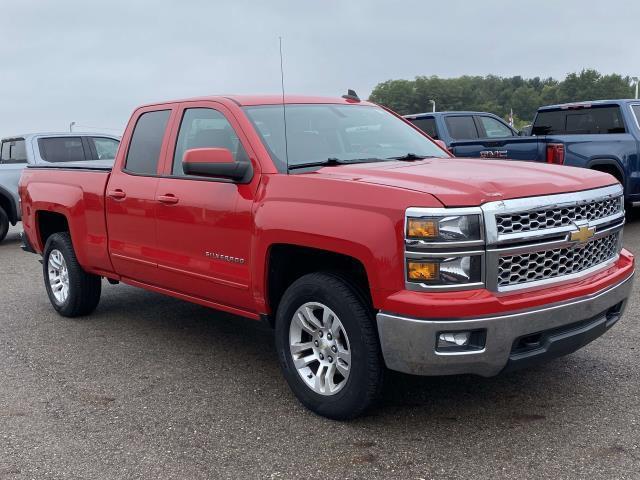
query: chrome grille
[
  {"left": 497, "top": 233, "right": 619, "bottom": 287},
  {"left": 496, "top": 196, "right": 622, "bottom": 235}
]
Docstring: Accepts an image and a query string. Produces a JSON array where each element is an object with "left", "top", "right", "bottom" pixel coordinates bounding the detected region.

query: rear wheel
[
  {"left": 43, "top": 232, "right": 101, "bottom": 317},
  {"left": 0, "top": 206, "right": 8, "bottom": 243},
  {"left": 275, "top": 272, "right": 383, "bottom": 420}
]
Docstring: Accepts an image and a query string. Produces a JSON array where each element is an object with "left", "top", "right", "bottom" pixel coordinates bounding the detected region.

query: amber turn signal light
[
  {"left": 407, "top": 261, "right": 439, "bottom": 281},
  {"left": 407, "top": 219, "right": 438, "bottom": 239}
]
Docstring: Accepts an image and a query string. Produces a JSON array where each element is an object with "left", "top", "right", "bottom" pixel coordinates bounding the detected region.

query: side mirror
[
  {"left": 182, "top": 148, "right": 252, "bottom": 182},
  {"left": 434, "top": 139, "right": 454, "bottom": 156}
]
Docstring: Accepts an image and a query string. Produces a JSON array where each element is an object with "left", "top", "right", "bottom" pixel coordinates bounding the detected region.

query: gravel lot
[{"left": 1, "top": 220, "right": 639, "bottom": 480}]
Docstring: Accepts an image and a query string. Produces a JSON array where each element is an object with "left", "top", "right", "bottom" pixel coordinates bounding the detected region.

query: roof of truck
[
  {"left": 403, "top": 111, "right": 505, "bottom": 119},
  {"left": 139, "top": 94, "right": 375, "bottom": 108},
  {"left": 1, "top": 132, "right": 121, "bottom": 141},
  {"left": 539, "top": 99, "right": 639, "bottom": 111}
]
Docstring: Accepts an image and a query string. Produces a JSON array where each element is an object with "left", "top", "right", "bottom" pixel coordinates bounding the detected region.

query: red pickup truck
[{"left": 19, "top": 95, "right": 634, "bottom": 419}]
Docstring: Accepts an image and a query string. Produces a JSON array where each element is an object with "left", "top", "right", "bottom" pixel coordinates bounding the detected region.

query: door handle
[
  {"left": 157, "top": 194, "right": 179, "bottom": 205},
  {"left": 107, "top": 189, "right": 126, "bottom": 200}
]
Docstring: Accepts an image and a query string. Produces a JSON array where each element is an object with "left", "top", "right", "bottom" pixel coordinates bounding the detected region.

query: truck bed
[{"left": 19, "top": 165, "right": 114, "bottom": 275}]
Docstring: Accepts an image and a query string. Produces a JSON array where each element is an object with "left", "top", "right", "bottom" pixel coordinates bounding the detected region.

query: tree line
[{"left": 368, "top": 69, "right": 636, "bottom": 127}]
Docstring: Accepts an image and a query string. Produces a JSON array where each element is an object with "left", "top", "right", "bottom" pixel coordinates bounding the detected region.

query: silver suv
[{"left": 0, "top": 132, "right": 120, "bottom": 242}]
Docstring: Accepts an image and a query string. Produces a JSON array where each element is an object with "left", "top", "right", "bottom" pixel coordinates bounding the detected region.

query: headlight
[
  {"left": 407, "top": 255, "right": 483, "bottom": 286},
  {"left": 405, "top": 207, "right": 485, "bottom": 291},
  {"left": 406, "top": 214, "right": 482, "bottom": 242}
]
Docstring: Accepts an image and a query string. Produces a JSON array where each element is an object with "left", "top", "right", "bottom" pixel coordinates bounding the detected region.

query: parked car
[
  {"left": 19, "top": 95, "right": 634, "bottom": 420},
  {"left": 448, "top": 100, "right": 640, "bottom": 204},
  {"left": 0, "top": 132, "right": 120, "bottom": 242},
  {"left": 404, "top": 111, "right": 519, "bottom": 148}
]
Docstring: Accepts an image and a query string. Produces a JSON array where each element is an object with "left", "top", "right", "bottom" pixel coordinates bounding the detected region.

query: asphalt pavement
[{"left": 1, "top": 221, "right": 639, "bottom": 479}]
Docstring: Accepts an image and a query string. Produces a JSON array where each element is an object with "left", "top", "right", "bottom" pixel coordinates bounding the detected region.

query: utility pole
[{"left": 429, "top": 99, "right": 436, "bottom": 112}]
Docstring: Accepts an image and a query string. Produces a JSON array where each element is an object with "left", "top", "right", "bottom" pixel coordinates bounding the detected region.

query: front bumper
[{"left": 376, "top": 272, "right": 634, "bottom": 376}]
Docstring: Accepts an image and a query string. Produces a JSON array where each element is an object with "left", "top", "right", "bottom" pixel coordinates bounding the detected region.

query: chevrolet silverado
[{"left": 19, "top": 95, "right": 634, "bottom": 419}]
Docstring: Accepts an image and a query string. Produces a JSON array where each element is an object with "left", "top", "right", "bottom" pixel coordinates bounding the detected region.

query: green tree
[{"left": 368, "top": 70, "right": 635, "bottom": 123}]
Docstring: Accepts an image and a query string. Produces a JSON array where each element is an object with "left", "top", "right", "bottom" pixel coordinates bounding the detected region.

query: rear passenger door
[{"left": 105, "top": 108, "right": 174, "bottom": 283}]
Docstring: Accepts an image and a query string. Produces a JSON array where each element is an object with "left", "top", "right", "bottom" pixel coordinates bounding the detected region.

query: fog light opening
[
  {"left": 436, "top": 330, "right": 486, "bottom": 353},
  {"left": 438, "top": 332, "right": 471, "bottom": 347}
]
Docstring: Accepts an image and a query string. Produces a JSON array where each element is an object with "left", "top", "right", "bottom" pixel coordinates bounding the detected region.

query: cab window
[
  {"left": 478, "top": 116, "right": 514, "bottom": 138},
  {"left": 410, "top": 117, "right": 439, "bottom": 139},
  {"left": 533, "top": 106, "right": 626, "bottom": 135},
  {"left": 91, "top": 137, "right": 120, "bottom": 160},
  {"left": 172, "top": 108, "right": 248, "bottom": 177},
  {"left": 0, "top": 139, "right": 27, "bottom": 164},
  {"left": 445, "top": 116, "right": 479, "bottom": 140},
  {"left": 38, "top": 137, "right": 85, "bottom": 163},
  {"left": 125, "top": 110, "right": 171, "bottom": 175}
]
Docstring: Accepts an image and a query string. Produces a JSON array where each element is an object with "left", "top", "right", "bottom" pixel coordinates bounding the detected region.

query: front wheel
[
  {"left": 275, "top": 273, "right": 383, "bottom": 420},
  {"left": 43, "top": 232, "right": 102, "bottom": 317}
]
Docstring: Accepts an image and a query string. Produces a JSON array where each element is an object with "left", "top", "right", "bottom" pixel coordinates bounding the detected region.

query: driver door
[{"left": 153, "top": 102, "right": 259, "bottom": 311}]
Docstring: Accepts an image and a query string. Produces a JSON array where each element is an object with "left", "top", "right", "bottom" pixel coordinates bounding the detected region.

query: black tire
[
  {"left": 275, "top": 272, "right": 383, "bottom": 420},
  {"left": 0, "top": 206, "right": 8, "bottom": 243},
  {"left": 43, "top": 232, "right": 101, "bottom": 317}
]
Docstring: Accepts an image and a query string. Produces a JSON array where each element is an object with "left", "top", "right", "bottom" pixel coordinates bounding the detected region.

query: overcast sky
[{"left": 1, "top": 0, "right": 639, "bottom": 135}]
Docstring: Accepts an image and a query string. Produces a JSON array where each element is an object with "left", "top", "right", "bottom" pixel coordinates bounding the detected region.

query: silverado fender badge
[{"left": 205, "top": 252, "right": 246, "bottom": 264}]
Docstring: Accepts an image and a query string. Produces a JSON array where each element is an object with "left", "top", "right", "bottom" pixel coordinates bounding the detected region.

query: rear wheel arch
[
  {"left": 587, "top": 158, "right": 625, "bottom": 187},
  {"left": 36, "top": 211, "right": 71, "bottom": 250}
]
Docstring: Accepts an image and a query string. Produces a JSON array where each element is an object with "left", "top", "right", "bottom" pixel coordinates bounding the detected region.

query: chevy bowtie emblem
[{"left": 570, "top": 225, "right": 596, "bottom": 243}]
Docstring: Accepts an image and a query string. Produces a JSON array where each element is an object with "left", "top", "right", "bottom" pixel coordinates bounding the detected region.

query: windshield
[{"left": 243, "top": 104, "right": 446, "bottom": 171}]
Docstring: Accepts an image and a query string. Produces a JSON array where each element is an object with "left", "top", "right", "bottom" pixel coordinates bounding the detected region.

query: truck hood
[{"left": 307, "top": 158, "right": 616, "bottom": 206}]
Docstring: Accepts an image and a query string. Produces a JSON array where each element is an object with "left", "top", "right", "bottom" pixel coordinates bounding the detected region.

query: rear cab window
[
  {"left": 409, "top": 117, "right": 439, "bottom": 139},
  {"left": 0, "top": 138, "right": 27, "bottom": 164},
  {"left": 38, "top": 137, "right": 86, "bottom": 163},
  {"left": 444, "top": 116, "right": 479, "bottom": 140},
  {"left": 533, "top": 105, "right": 627, "bottom": 135},
  {"left": 125, "top": 110, "right": 171, "bottom": 175}
]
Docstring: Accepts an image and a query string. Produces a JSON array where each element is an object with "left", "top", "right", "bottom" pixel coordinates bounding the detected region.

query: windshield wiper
[
  {"left": 288, "top": 157, "right": 387, "bottom": 170},
  {"left": 388, "top": 153, "right": 431, "bottom": 161}
]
